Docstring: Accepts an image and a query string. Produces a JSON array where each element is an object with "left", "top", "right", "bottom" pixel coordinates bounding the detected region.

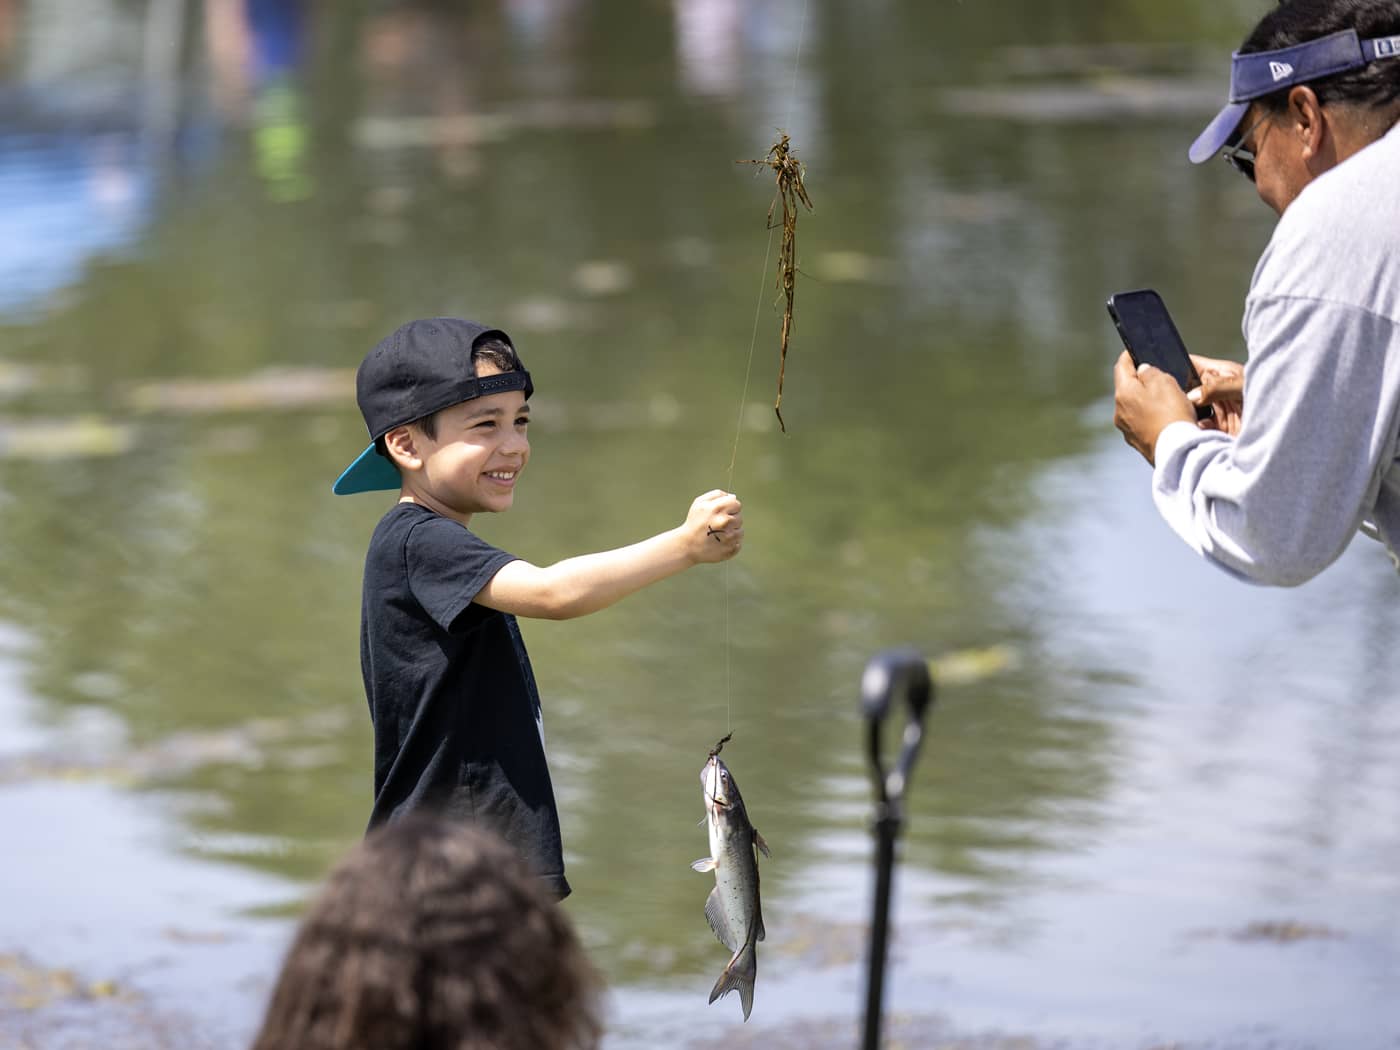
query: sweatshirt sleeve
[{"left": 1150, "top": 295, "right": 1400, "bottom": 586}]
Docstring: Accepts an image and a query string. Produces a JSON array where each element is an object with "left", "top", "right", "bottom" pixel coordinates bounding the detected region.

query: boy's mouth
[{"left": 483, "top": 470, "right": 517, "bottom": 484}]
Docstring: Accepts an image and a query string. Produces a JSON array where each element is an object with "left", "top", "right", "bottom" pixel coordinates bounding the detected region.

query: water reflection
[
  {"left": 0, "top": 2, "right": 1395, "bottom": 1047},
  {"left": 0, "top": 136, "right": 150, "bottom": 315}
]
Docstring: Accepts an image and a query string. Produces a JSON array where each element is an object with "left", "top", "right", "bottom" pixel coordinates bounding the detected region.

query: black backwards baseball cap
[
  {"left": 1189, "top": 28, "right": 1400, "bottom": 163},
  {"left": 332, "top": 317, "right": 533, "bottom": 495}
]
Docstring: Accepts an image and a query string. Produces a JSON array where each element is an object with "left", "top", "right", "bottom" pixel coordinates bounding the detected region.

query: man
[{"left": 1113, "top": 0, "right": 1400, "bottom": 585}]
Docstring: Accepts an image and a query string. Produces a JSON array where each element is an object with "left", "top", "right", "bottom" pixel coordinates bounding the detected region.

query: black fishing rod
[{"left": 859, "top": 648, "right": 934, "bottom": 1050}]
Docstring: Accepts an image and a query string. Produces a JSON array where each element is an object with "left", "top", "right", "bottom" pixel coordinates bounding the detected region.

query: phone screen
[{"left": 1106, "top": 290, "right": 1201, "bottom": 394}]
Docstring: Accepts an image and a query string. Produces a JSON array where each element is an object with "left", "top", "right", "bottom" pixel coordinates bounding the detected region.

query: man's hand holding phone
[
  {"left": 1186, "top": 355, "right": 1245, "bottom": 436},
  {"left": 1107, "top": 290, "right": 1247, "bottom": 462},
  {"left": 1113, "top": 352, "right": 1198, "bottom": 465}
]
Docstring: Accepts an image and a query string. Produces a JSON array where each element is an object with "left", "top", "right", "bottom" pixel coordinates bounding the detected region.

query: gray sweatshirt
[{"left": 1152, "top": 120, "right": 1400, "bottom": 586}]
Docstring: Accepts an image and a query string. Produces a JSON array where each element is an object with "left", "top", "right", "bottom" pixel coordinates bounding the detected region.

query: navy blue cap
[
  {"left": 1189, "top": 29, "right": 1400, "bottom": 163},
  {"left": 332, "top": 318, "right": 533, "bottom": 495}
]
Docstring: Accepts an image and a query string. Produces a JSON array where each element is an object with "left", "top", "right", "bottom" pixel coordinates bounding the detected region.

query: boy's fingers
[{"left": 696, "top": 490, "right": 738, "bottom": 506}]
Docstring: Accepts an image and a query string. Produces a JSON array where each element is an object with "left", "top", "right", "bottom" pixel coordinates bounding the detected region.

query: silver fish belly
[{"left": 692, "top": 752, "right": 770, "bottom": 1021}]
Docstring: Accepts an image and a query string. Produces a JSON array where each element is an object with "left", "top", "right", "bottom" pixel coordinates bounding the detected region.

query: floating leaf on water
[
  {"left": 938, "top": 77, "right": 1222, "bottom": 123},
  {"left": 354, "top": 99, "right": 656, "bottom": 150},
  {"left": 506, "top": 297, "right": 584, "bottom": 334},
  {"left": 126, "top": 368, "right": 355, "bottom": 416},
  {"left": 929, "top": 644, "right": 1021, "bottom": 688},
  {"left": 1230, "top": 920, "right": 1346, "bottom": 944},
  {"left": 992, "top": 42, "right": 1204, "bottom": 79},
  {"left": 0, "top": 953, "right": 122, "bottom": 1011},
  {"left": 572, "top": 260, "right": 633, "bottom": 297},
  {"left": 0, "top": 362, "right": 41, "bottom": 398},
  {"left": 812, "top": 251, "right": 895, "bottom": 285},
  {"left": 354, "top": 113, "right": 510, "bottom": 151},
  {"left": 161, "top": 927, "right": 231, "bottom": 945},
  {"left": 0, "top": 417, "right": 136, "bottom": 460}
]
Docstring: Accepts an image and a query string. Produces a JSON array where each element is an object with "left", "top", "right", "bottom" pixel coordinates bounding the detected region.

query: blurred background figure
[
  {"left": 249, "top": 815, "right": 604, "bottom": 1050},
  {"left": 205, "top": 0, "right": 312, "bottom": 200}
]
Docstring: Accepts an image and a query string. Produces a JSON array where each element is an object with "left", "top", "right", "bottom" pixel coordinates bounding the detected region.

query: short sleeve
[{"left": 404, "top": 517, "right": 516, "bottom": 632}]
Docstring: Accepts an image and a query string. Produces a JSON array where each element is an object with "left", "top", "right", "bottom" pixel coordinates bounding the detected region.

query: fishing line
[
  {"left": 722, "top": 229, "right": 773, "bottom": 735},
  {"left": 721, "top": 0, "right": 810, "bottom": 736}
]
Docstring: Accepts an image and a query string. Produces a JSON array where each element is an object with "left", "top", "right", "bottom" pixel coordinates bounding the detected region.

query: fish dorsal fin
[
  {"left": 753, "top": 828, "right": 771, "bottom": 858},
  {"left": 705, "top": 885, "right": 739, "bottom": 953}
]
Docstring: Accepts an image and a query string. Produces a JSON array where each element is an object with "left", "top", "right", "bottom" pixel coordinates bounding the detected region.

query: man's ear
[
  {"left": 383, "top": 425, "right": 423, "bottom": 473},
  {"left": 1287, "top": 84, "right": 1328, "bottom": 164}
]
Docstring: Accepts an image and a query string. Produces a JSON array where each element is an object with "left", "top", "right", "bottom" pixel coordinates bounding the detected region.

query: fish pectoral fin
[
  {"left": 753, "top": 829, "right": 771, "bottom": 858},
  {"left": 704, "top": 886, "right": 740, "bottom": 953},
  {"left": 691, "top": 857, "right": 718, "bottom": 873}
]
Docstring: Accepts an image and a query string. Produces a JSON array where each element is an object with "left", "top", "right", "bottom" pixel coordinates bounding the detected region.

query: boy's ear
[{"left": 383, "top": 425, "right": 423, "bottom": 472}]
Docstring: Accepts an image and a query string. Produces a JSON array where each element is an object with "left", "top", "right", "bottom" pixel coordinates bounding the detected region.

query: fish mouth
[{"left": 703, "top": 758, "right": 730, "bottom": 809}]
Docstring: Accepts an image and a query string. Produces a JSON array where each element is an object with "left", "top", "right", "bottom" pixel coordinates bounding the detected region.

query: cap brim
[
  {"left": 1188, "top": 100, "right": 1249, "bottom": 164},
  {"left": 332, "top": 444, "right": 402, "bottom": 495}
]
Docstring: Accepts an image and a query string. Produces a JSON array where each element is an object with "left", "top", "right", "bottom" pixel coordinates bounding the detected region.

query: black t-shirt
[{"left": 359, "top": 502, "right": 569, "bottom": 898}]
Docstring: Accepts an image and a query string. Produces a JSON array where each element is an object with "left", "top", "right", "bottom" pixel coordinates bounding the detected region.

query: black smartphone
[{"left": 1106, "top": 289, "right": 1212, "bottom": 421}]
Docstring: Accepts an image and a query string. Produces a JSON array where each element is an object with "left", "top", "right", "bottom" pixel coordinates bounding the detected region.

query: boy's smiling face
[{"left": 387, "top": 361, "right": 531, "bottom": 524}]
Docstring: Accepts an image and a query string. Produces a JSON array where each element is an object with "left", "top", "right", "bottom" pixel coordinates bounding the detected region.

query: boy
[{"left": 333, "top": 317, "right": 743, "bottom": 899}]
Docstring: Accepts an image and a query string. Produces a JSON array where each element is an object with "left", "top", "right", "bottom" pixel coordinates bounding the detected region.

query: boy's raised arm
[{"left": 475, "top": 490, "right": 743, "bottom": 620}]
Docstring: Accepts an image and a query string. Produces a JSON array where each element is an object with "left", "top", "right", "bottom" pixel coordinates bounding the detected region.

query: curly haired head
[{"left": 250, "top": 817, "right": 603, "bottom": 1050}]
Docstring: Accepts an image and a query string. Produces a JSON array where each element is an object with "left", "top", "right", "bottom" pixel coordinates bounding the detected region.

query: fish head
[{"left": 700, "top": 754, "right": 743, "bottom": 817}]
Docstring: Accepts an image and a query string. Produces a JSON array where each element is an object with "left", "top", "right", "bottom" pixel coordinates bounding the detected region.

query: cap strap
[
  {"left": 1365, "top": 34, "right": 1400, "bottom": 61},
  {"left": 474, "top": 369, "right": 533, "bottom": 400}
]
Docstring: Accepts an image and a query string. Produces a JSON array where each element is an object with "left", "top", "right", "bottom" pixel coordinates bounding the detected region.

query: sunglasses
[{"left": 1221, "top": 111, "right": 1273, "bottom": 183}]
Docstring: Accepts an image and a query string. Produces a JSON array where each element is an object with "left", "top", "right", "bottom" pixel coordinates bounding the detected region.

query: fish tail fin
[{"left": 708, "top": 943, "right": 757, "bottom": 1021}]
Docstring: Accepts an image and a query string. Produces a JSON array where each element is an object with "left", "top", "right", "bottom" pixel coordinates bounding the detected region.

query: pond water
[{"left": 2, "top": 2, "right": 1398, "bottom": 1048}]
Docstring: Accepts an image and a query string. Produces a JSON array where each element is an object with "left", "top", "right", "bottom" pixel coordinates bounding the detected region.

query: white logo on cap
[{"left": 1270, "top": 60, "right": 1295, "bottom": 81}]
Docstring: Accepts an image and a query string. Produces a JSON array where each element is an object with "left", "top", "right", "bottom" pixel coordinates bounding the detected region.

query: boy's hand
[
  {"left": 683, "top": 490, "right": 743, "bottom": 564},
  {"left": 478, "top": 489, "right": 746, "bottom": 619}
]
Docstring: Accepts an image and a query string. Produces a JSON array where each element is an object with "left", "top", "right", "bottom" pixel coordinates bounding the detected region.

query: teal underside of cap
[{"left": 332, "top": 444, "right": 402, "bottom": 495}]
